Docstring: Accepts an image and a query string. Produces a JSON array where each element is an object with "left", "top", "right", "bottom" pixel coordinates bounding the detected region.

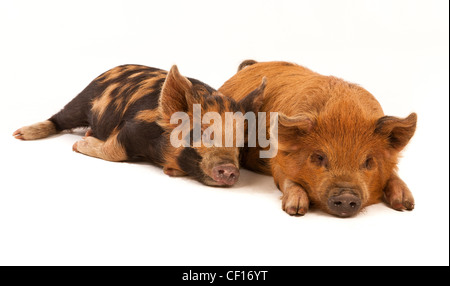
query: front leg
[
  {"left": 273, "top": 164, "right": 310, "bottom": 216},
  {"left": 163, "top": 166, "right": 187, "bottom": 177},
  {"left": 383, "top": 173, "right": 415, "bottom": 211}
]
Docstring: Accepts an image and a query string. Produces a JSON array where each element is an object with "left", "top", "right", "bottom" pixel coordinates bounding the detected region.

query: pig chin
[{"left": 321, "top": 182, "right": 367, "bottom": 218}]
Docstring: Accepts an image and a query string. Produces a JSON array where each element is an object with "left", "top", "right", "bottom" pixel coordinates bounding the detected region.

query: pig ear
[
  {"left": 375, "top": 113, "right": 417, "bottom": 151},
  {"left": 278, "top": 113, "right": 314, "bottom": 132},
  {"left": 238, "top": 77, "right": 267, "bottom": 114},
  {"left": 159, "top": 65, "right": 193, "bottom": 117},
  {"left": 277, "top": 113, "right": 315, "bottom": 151}
]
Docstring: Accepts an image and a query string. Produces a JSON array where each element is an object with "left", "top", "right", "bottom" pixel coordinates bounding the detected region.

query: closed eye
[
  {"left": 310, "top": 152, "right": 328, "bottom": 168},
  {"left": 362, "top": 156, "right": 375, "bottom": 170}
]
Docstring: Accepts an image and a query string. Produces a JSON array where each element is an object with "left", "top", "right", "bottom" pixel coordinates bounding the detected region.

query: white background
[{"left": 0, "top": 0, "right": 448, "bottom": 266}]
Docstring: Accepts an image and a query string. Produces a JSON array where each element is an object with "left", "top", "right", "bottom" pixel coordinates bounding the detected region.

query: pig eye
[
  {"left": 310, "top": 153, "right": 328, "bottom": 168},
  {"left": 363, "top": 157, "right": 375, "bottom": 170}
]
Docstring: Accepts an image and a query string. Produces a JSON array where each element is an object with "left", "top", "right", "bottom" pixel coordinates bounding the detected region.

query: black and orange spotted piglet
[{"left": 13, "top": 65, "right": 265, "bottom": 186}]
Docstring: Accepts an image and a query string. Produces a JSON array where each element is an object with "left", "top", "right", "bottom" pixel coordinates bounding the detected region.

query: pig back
[{"left": 219, "top": 61, "right": 384, "bottom": 118}]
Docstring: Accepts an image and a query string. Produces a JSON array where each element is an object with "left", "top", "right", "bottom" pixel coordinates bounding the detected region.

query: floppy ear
[
  {"left": 159, "top": 65, "right": 193, "bottom": 117},
  {"left": 277, "top": 113, "right": 315, "bottom": 151},
  {"left": 375, "top": 112, "right": 417, "bottom": 151},
  {"left": 238, "top": 77, "right": 266, "bottom": 114}
]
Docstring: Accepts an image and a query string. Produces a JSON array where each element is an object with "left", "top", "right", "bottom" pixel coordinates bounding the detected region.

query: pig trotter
[
  {"left": 163, "top": 167, "right": 187, "bottom": 177},
  {"left": 84, "top": 128, "right": 93, "bottom": 137},
  {"left": 281, "top": 180, "right": 310, "bottom": 216},
  {"left": 384, "top": 174, "right": 415, "bottom": 211},
  {"left": 72, "top": 135, "right": 127, "bottom": 162},
  {"left": 13, "top": 120, "right": 57, "bottom": 140}
]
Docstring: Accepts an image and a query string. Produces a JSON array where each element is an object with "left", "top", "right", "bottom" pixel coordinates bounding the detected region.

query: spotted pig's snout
[{"left": 212, "top": 164, "right": 240, "bottom": 186}]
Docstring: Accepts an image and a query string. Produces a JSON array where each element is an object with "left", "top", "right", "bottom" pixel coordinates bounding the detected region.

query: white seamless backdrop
[{"left": 0, "top": 0, "right": 448, "bottom": 266}]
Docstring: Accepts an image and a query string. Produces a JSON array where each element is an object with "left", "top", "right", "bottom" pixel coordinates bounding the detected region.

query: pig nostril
[
  {"left": 328, "top": 192, "right": 361, "bottom": 217},
  {"left": 212, "top": 164, "right": 240, "bottom": 185}
]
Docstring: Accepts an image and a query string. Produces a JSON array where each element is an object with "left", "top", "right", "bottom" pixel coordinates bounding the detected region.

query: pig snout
[
  {"left": 327, "top": 188, "right": 362, "bottom": 218},
  {"left": 212, "top": 164, "right": 240, "bottom": 186}
]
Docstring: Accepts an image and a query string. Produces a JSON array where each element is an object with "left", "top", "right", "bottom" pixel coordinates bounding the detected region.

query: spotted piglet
[{"left": 14, "top": 65, "right": 265, "bottom": 186}]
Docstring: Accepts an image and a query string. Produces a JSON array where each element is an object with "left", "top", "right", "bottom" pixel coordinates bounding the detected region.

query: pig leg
[
  {"left": 282, "top": 179, "right": 310, "bottom": 215},
  {"left": 13, "top": 120, "right": 58, "bottom": 140},
  {"left": 273, "top": 164, "right": 310, "bottom": 215},
  {"left": 163, "top": 167, "right": 187, "bottom": 177},
  {"left": 73, "top": 133, "right": 127, "bottom": 162},
  {"left": 84, "top": 128, "right": 93, "bottom": 137},
  {"left": 14, "top": 81, "right": 94, "bottom": 140},
  {"left": 383, "top": 173, "right": 415, "bottom": 211}
]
